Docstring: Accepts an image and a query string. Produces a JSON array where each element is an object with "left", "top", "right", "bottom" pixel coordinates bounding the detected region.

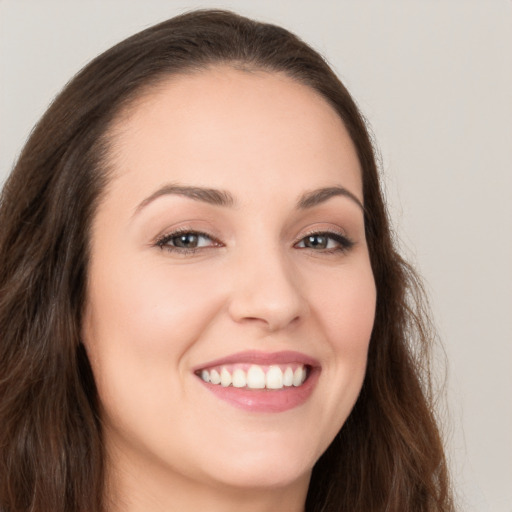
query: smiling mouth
[
  {"left": 196, "top": 363, "right": 309, "bottom": 390},
  {"left": 193, "top": 350, "right": 320, "bottom": 412}
]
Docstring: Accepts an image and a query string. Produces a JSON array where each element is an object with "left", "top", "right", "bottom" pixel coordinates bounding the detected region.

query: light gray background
[{"left": 1, "top": 1, "right": 511, "bottom": 510}]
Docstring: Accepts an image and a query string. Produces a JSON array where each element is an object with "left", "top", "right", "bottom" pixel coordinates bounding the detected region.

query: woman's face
[{"left": 83, "top": 67, "right": 376, "bottom": 498}]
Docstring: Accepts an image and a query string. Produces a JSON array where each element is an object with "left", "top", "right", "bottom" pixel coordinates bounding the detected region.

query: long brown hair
[{"left": 0, "top": 9, "right": 453, "bottom": 511}]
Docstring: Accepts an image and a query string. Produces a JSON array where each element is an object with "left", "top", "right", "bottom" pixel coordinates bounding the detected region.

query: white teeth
[
  {"left": 283, "top": 367, "right": 294, "bottom": 386},
  {"left": 246, "top": 365, "right": 266, "bottom": 389},
  {"left": 232, "top": 368, "right": 247, "bottom": 388},
  {"left": 199, "top": 364, "right": 309, "bottom": 389},
  {"left": 292, "top": 367, "right": 306, "bottom": 387},
  {"left": 266, "top": 366, "right": 283, "bottom": 389},
  {"left": 220, "top": 367, "right": 232, "bottom": 387},
  {"left": 210, "top": 369, "right": 221, "bottom": 385}
]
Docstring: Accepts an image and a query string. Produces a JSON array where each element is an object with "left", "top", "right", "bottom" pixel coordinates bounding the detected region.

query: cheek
[
  {"left": 289, "top": 260, "right": 375, "bottom": 457},
  {"left": 313, "top": 262, "right": 376, "bottom": 352},
  {"left": 81, "top": 257, "right": 227, "bottom": 422},
  {"left": 84, "top": 257, "right": 223, "bottom": 355},
  {"left": 310, "top": 260, "right": 375, "bottom": 401},
  {"left": 81, "top": 258, "right": 227, "bottom": 445}
]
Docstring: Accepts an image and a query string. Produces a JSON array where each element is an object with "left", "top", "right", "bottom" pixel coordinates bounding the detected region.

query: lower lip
[{"left": 197, "top": 368, "right": 320, "bottom": 413}]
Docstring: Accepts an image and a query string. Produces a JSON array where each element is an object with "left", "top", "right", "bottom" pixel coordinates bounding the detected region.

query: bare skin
[{"left": 83, "top": 67, "right": 376, "bottom": 512}]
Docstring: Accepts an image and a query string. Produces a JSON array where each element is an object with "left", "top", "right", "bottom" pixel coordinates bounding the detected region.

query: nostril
[
  {"left": 226, "top": 254, "right": 309, "bottom": 332},
  {"left": 228, "top": 292, "right": 307, "bottom": 332}
]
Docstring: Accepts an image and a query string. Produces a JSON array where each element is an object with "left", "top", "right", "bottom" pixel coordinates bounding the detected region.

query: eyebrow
[
  {"left": 134, "top": 183, "right": 363, "bottom": 215},
  {"left": 134, "top": 184, "right": 235, "bottom": 214},
  {"left": 298, "top": 186, "right": 364, "bottom": 211}
]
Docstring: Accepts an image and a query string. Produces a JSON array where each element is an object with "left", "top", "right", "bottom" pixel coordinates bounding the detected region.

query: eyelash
[
  {"left": 295, "top": 230, "right": 355, "bottom": 254},
  {"left": 155, "top": 229, "right": 221, "bottom": 255},
  {"left": 155, "top": 229, "right": 354, "bottom": 255}
]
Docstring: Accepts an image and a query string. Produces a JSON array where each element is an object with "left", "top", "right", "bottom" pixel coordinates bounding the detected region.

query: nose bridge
[{"left": 228, "top": 238, "right": 307, "bottom": 331}]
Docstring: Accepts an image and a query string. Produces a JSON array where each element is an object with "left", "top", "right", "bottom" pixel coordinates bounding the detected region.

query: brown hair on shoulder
[{"left": 0, "top": 9, "right": 454, "bottom": 512}]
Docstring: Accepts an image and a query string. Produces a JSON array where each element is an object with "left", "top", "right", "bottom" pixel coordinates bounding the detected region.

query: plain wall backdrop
[{"left": 1, "top": 1, "right": 511, "bottom": 510}]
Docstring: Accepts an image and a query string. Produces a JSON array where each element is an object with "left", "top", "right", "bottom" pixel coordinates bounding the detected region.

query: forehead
[{"left": 104, "top": 66, "right": 363, "bottom": 207}]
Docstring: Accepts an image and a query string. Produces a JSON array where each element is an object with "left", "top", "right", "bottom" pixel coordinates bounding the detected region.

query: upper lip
[{"left": 193, "top": 350, "right": 320, "bottom": 371}]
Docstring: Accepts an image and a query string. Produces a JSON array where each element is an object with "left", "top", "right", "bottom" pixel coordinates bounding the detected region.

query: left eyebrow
[{"left": 297, "top": 186, "right": 364, "bottom": 211}]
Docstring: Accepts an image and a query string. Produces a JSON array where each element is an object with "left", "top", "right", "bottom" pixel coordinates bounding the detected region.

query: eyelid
[
  {"left": 152, "top": 224, "right": 355, "bottom": 255},
  {"left": 293, "top": 228, "right": 355, "bottom": 252},
  {"left": 154, "top": 227, "right": 222, "bottom": 252}
]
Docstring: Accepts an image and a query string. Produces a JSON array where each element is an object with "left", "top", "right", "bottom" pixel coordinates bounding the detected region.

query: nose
[{"left": 227, "top": 246, "right": 308, "bottom": 332}]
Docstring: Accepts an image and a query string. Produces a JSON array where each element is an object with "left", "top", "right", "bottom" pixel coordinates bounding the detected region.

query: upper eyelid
[
  {"left": 295, "top": 232, "right": 354, "bottom": 248},
  {"left": 294, "top": 227, "right": 351, "bottom": 243},
  {"left": 299, "top": 230, "right": 349, "bottom": 240},
  {"left": 155, "top": 224, "right": 218, "bottom": 241},
  {"left": 155, "top": 229, "right": 220, "bottom": 248},
  {"left": 155, "top": 229, "right": 353, "bottom": 253}
]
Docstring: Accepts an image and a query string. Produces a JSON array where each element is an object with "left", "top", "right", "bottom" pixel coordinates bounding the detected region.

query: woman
[{"left": 0, "top": 9, "right": 454, "bottom": 512}]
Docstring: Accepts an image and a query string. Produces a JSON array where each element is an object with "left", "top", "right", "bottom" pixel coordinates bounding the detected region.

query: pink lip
[
  {"left": 194, "top": 350, "right": 321, "bottom": 413},
  {"left": 193, "top": 350, "right": 320, "bottom": 371}
]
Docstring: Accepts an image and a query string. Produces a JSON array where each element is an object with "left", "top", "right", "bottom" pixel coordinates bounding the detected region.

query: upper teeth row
[{"left": 200, "top": 365, "right": 307, "bottom": 390}]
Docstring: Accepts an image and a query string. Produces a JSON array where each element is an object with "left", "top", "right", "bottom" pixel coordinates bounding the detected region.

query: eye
[
  {"left": 295, "top": 232, "right": 354, "bottom": 252},
  {"left": 155, "top": 230, "right": 219, "bottom": 253}
]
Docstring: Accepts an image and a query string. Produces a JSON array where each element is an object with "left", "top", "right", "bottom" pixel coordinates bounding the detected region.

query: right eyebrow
[
  {"left": 297, "top": 186, "right": 364, "bottom": 212},
  {"left": 133, "top": 184, "right": 236, "bottom": 216}
]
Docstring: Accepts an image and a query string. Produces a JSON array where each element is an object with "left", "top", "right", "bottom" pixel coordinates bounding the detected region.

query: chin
[
  {"left": 208, "top": 456, "right": 313, "bottom": 491},
  {"left": 194, "top": 433, "right": 318, "bottom": 491}
]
